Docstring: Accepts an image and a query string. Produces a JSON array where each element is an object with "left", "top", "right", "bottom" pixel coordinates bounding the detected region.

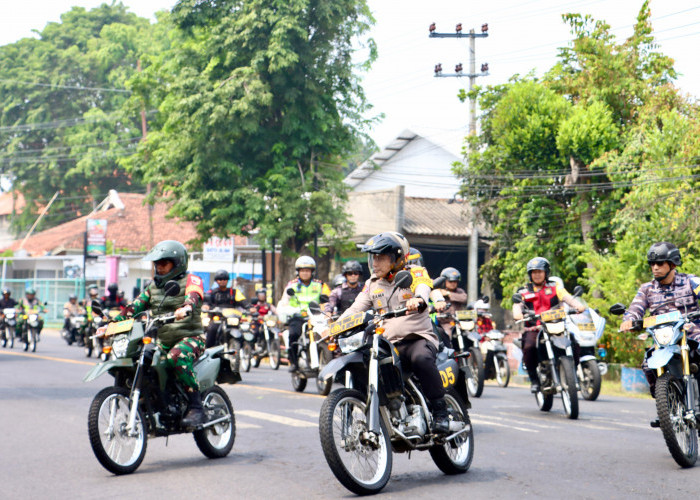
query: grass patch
[{"left": 600, "top": 379, "right": 652, "bottom": 399}]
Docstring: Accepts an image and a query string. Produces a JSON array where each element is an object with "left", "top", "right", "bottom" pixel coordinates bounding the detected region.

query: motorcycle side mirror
[
  {"left": 250, "top": 297, "right": 259, "bottom": 305},
  {"left": 432, "top": 276, "right": 447, "bottom": 289},
  {"left": 286, "top": 288, "right": 295, "bottom": 297},
  {"left": 481, "top": 295, "right": 490, "bottom": 303},
  {"left": 512, "top": 293, "right": 523, "bottom": 304},
  {"left": 308, "top": 301, "right": 322, "bottom": 315},
  {"left": 79, "top": 300, "right": 85, "bottom": 306},
  {"left": 163, "top": 280, "right": 181, "bottom": 297},
  {"left": 44, "top": 301, "right": 48, "bottom": 306},
  {"left": 320, "top": 294, "right": 329, "bottom": 304},
  {"left": 393, "top": 270, "right": 413, "bottom": 290},
  {"left": 572, "top": 285, "right": 584, "bottom": 297},
  {"left": 609, "top": 303, "right": 626, "bottom": 315}
]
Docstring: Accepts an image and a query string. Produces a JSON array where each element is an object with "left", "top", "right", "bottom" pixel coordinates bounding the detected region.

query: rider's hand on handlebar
[
  {"left": 406, "top": 297, "right": 424, "bottom": 311},
  {"left": 174, "top": 305, "right": 192, "bottom": 320},
  {"left": 433, "top": 300, "right": 447, "bottom": 312},
  {"left": 96, "top": 325, "right": 108, "bottom": 338},
  {"left": 619, "top": 320, "right": 633, "bottom": 332}
]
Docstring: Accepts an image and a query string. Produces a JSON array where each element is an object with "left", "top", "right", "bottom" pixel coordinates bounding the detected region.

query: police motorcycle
[
  {"left": 476, "top": 297, "right": 510, "bottom": 387},
  {"left": 203, "top": 303, "right": 243, "bottom": 372},
  {"left": 21, "top": 304, "right": 46, "bottom": 353},
  {"left": 513, "top": 287, "right": 582, "bottom": 420},
  {"left": 318, "top": 271, "right": 473, "bottom": 495},
  {"left": 84, "top": 280, "right": 240, "bottom": 475},
  {"left": 609, "top": 302, "right": 700, "bottom": 467},
  {"left": 279, "top": 288, "right": 333, "bottom": 395},
  {"left": 85, "top": 305, "right": 107, "bottom": 358},
  {"left": 247, "top": 299, "right": 281, "bottom": 370},
  {"left": 0, "top": 307, "right": 18, "bottom": 348},
  {"left": 564, "top": 302, "right": 607, "bottom": 401},
  {"left": 63, "top": 309, "right": 87, "bottom": 346},
  {"left": 237, "top": 312, "right": 257, "bottom": 373}
]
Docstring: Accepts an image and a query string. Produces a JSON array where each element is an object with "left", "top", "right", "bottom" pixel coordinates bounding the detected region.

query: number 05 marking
[{"left": 440, "top": 366, "right": 456, "bottom": 387}]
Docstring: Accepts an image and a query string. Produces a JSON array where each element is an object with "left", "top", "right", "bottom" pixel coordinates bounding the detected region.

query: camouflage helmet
[
  {"left": 143, "top": 240, "right": 188, "bottom": 288},
  {"left": 341, "top": 260, "right": 362, "bottom": 276}
]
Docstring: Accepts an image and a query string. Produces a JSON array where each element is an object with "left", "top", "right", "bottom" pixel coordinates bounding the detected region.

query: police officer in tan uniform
[{"left": 337, "top": 231, "right": 452, "bottom": 433}]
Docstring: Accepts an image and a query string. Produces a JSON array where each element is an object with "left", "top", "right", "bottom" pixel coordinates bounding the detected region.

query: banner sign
[
  {"left": 86, "top": 219, "right": 107, "bottom": 256},
  {"left": 203, "top": 236, "right": 235, "bottom": 261}
]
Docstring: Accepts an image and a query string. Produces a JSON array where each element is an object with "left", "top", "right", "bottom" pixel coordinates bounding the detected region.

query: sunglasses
[
  {"left": 648, "top": 261, "right": 667, "bottom": 266},
  {"left": 345, "top": 271, "right": 361, "bottom": 276}
]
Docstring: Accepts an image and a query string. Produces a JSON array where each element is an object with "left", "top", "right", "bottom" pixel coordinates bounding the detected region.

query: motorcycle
[
  {"left": 84, "top": 280, "right": 240, "bottom": 475},
  {"left": 513, "top": 291, "right": 580, "bottom": 420},
  {"left": 238, "top": 312, "right": 257, "bottom": 373},
  {"left": 609, "top": 302, "right": 700, "bottom": 467},
  {"left": 249, "top": 310, "right": 281, "bottom": 370},
  {"left": 205, "top": 306, "right": 243, "bottom": 372},
  {"left": 318, "top": 270, "right": 473, "bottom": 495},
  {"left": 62, "top": 314, "right": 87, "bottom": 346},
  {"left": 480, "top": 328, "right": 510, "bottom": 387},
  {"left": 565, "top": 304, "right": 607, "bottom": 401},
  {"left": 0, "top": 308, "right": 17, "bottom": 348},
  {"left": 21, "top": 306, "right": 45, "bottom": 353},
  {"left": 84, "top": 309, "right": 107, "bottom": 358}
]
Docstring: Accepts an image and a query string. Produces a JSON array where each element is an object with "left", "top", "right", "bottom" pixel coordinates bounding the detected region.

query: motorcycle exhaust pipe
[
  {"left": 199, "top": 414, "right": 232, "bottom": 429},
  {"left": 445, "top": 423, "right": 471, "bottom": 442}
]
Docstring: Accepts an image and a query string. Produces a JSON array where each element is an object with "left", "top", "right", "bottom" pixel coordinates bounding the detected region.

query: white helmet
[
  {"left": 474, "top": 299, "right": 490, "bottom": 311},
  {"left": 295, "top": 255, "right": 316, "bottom": 271}
]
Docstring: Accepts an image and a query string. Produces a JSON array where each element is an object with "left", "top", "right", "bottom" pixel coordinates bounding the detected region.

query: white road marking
[
  {"left": 237, "top": 410, "right": 317, "bottom": 428},
  {"left": 471, "top": 418, "right": 539, "bottom": 433},
  {"left": 236, "top": 422, "right": 263, "bottom": 429},
  {"left": 486, "top": 413, "right": 557, "bottom": 430},
  {"left": 287, "top": 408, "right": 320, "bottom": 419}
]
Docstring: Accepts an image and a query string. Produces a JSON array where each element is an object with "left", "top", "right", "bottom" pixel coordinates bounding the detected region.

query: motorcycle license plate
[
  {"left": 106, "top": 319, "right": 134, "bottom": 336},
  {"left": 576, "top": 322, "right": 596, "bottom": 331},
  {"left": 540, "top": 309, "right": 566, "bottom": 322},
  {"left": 643, "top": 310, "right": 682, "bottom": 328},
  {"left": 330, "top": 312, "right": 366, "bottom": 336},
  {"left": 456, "top": 310, "right": 477, "bottom": 321}
]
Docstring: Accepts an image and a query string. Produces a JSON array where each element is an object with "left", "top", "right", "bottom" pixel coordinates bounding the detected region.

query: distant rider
[
  {"left": 63, "top": 293, "right": 86, "bottom": 339},
  {"left": 19, "top": 288, "right": 47, "bottom": 339},
  {"left": 203, "top": 269, "right": 248, "bottom": 348},
  {"left": 327, "top": 260, "right": 365, "bottom": 317}
]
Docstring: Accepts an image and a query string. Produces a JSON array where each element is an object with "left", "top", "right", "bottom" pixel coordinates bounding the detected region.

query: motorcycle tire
[
  {"left": 579, "top": 359, "right": 601, "bottom": 401},
  {"left": 291, "top": 371, "right": 307, "bottom": 392},
  {"left": 240, "top": 344, "right": 252, "bottom": 373},
  {"left": 466, "top": 347, "right": 485, "bottom": 398},
  {"left": 8, "top": 328, "right": 14, "bottom": 349},
  {"left": 495, "top": 354, "right": 510, "bottom": 388},
  {"left": 535, "top": 390, "right": 553, "bottom": 412},
  {"left": 22, "top": 331, "right": 29, "bottom": 352},
  {"left": 85, "top": 340, "right": 94, "bottom": 358},
  {"left": 194, "top": 385, "right": 236, "bottom": 459},
  {"left": 1, "top": 329, "right": 6, "bottom": 348},
  {"left": 88, "top": 386, "right": 147, "bottom": 475},
  {"left": 316, "top": 350, "right": 333, "bottom": 396},
  {"left": 319, "top": 388, "right": 392, "bottom": 495},
  {"left": 656, "top": 372, "right": 698, "bottom": 468},
  {"left": 252, "top": 352, "right": 261, "bottom": 369},
  {"left": 429, "top": 389, "right": 474, "bottom": 474},
  {"left": 558, "top": 356, "right": 579, "bottom": 420},
  {"left": 268, "top": 340, "right": 281, "bottom": 370}
]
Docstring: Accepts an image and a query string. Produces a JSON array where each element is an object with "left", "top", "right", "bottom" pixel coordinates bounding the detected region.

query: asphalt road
[{"left": 2, "top": 330, "right": 700, "bottom": 499}]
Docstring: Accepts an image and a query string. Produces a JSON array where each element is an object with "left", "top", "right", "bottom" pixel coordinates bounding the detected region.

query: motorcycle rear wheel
[
  {"left": 466, "top": 347, "right": 485, "bottom": 398},
  {"left": 430, "top": 389, "right": 474, "bottom": 474},
  {"left": 194, "top": 385, "right": 236, "bottom": 458},
  {"left": 656, "top": 372, "right": 698, "bottom": 468},
  {"left": 88, "top": 386, "right": 147, "bottom": 475},
  {"left": 579, "top": 359, "right": 601, "bottom": 401},
  {"left": 559, "top": 356, "right": 579, "bottom": 419},
  {"left": 268, "top": 340, "right": 281, "bottom": 370},
  {"left": 495, "top": 354, "right": 510, "bottom": 388},
  {"left": 319, "top": 388, "right": 392, "bottom": 495}
]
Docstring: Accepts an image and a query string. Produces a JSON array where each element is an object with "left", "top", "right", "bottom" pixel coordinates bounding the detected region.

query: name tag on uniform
[
  {"left": 545, "top": 288, "right": 552, "bottom": 295},
  {"left": 523, "top": 292, "right": 535, "bottom": 300}
]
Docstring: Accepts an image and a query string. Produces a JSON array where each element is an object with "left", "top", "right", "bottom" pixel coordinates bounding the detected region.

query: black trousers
[
  {"left": 205, "top": 322, "right": 222, "bottom": 348},
  {"left": 395, "top": 338, "right": 445, "bottom": 401},
  {"left": 287, "top": 317, "right": 304, "bottom": 367}
]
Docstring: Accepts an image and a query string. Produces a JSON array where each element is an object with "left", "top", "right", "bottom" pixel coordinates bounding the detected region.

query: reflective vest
[{"left": 289, "top": 279, "right": 327, "bottom": 311}]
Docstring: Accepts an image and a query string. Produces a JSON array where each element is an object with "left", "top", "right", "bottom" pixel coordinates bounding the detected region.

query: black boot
[
  {"left": 430, "top": 398, "right": 450, "bottom": 434},
  {"left": 181, "top": 391, "right": 206, "bottom": 429},
  {"left": 528, "top": 369, "right": 540, "bottom": 393}
]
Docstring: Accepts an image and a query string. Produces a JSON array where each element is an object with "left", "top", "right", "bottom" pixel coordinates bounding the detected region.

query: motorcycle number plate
[
  {"left": 330, "top": 312, "right": 366, "bottom": 336},
  {"left": 106, "top": 319, "right": 134, "bottom": 336},
  {"left": 643, "top": 310, "right": 682, "bottom": 328},
  {"left": 456, "top": 310, "right": 477, "bottom": 320},
  {"left": 540, "top": 309, "right": 566, "bottom": 322},
  {"left": 576, "top": 322, "right": 596, "bottom": 331},
  {"left": 222, "top": 308, "right": 241, "bottom": 317}
]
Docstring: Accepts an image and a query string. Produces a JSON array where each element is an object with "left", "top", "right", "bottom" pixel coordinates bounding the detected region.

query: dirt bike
[
  {"left": 62, "top": 314, "right": 87, "bottom": 346},
  {"left": 480, "top": 328, "right": 510, "bottom": 387},
  {"left": 565, "top": 303, "right": 607, "bottom": 401},
  {"left": 20, "top": 306, "right": 45, "bottom": 352},
  {"left": 610, "top": 302, "right": 700, "bottom": 467},
  {"left": 318, "top": 270, "right": 473, "bottom": 495},
  {"left": 204, "top": 306, "right": 243, "bottom": 372},
  {"left": 84, "top": 280, "right": 240, "bottom": 475},
  {"left": 249, "top": 310, "right": 281, "bottom": 370},
  {"left": 0, "top": 307, "right": 18, "bottom": 348},
  {"left": 513, "top": 292, "right": 580, "bottom": 420}
]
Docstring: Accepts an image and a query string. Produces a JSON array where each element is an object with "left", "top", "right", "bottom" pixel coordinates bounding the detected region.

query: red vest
[{"left": 521, "top": 284, "right": 560, "bottom": 326}]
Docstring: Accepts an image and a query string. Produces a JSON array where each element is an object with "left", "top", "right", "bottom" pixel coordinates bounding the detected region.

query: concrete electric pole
[{"left": 430, "top": 22, "right": 489, "bottom": 302}]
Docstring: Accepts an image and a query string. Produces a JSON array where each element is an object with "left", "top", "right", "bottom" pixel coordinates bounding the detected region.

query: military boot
[
  {"left": 430, "top": 398, "right": 451, "bottom": 434},
  {"left": 181, "top": 391, "right": 206, "bottom": 429}
]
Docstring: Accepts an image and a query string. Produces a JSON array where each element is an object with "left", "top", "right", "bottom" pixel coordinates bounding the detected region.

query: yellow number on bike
[
  {"left": 445, "top": 366, "right": 455, "bottom": 385},
  {"left": 440, "top": 370, "right": 448, "bottom": 387}
]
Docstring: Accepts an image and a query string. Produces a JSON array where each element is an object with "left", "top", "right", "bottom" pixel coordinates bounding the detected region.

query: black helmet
[
  {"left": 117, "top": 290, "right": 125, "bottom": 298},
  {"left": 406, "top": 247, "right": 424, "bottom": 267},
  {"left": 341, "top": 260, "right": 362, "bottom": 275},
  {"left": 256, "top": 288, "right": 267, "bottom": 296},
  {"left": 331, "top": 274, "right": 346, "bottom": 288},
  {"left": 214, "top": 269, "right": 229, "bottom": 281},
  {"left": 69, "top": 293, "right": 77, "bottom": 300},
  {"left": 88, "top": 284, "right": 99, "bottom": 297},
  {"left": 361, "top": 232, "right": 410, "bottom": 275},
  {"left": 2, "top": 288, "right": 10, "bottom": 296},
  {"left": 440, "top": 267, "right": 461, "bottom": 281},
  {"left": 647, "top": 242, "right": 682, "bottom": 267},
  {"left": 107, "top": 282, "right": 118, "bottom": 294},
  {"left": 526, "top": 257, "right": 551, "bottom": 281},
  {"left": 143, "top": 240, "right": 189, "bottom": 288}
]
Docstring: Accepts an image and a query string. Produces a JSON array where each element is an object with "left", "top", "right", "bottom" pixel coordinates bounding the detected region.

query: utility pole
[
  {"left": 137, "top": 59, "right": 154, "bottom": 250},
  {"left": 430, "top": 22, "right": 489, "bottom": 302}
]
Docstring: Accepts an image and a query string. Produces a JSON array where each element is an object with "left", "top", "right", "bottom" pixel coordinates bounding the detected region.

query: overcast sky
[{"left": 1, "top": 0, "right": 698, "bottom": 151}]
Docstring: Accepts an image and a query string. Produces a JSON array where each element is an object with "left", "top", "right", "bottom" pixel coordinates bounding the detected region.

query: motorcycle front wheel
[
  {"left": 22, "top": 329, "right": 29, "bottom": 351},
  {"left": 579, "top": 359, "right": 601, "bottom": 401},
  {"left": 2, "top": 326, "right": 12, "bottom": 348},
  {"left": 88, "top": 386, "right": 147, "bottom": 475},
  {"left": 30, "top": 328, "right": 38, "bottom": 352},
  {"left": 535, "top": 388, "right": 553, "bottom": 412},
  {"left": 656, "top": 372, "right": 698, "bottom": 468},
  {"left": 429, "top": 390, "right": 474, "bottom": 474},
  {"left": 268, "top": 340, "right": 281, "bottom": 370},
  {"left": 240, "top": 344, "right": 252, "bottom": 372},
  {"left": 194, "top": 385, "right": 236, "bottom": 458},
  {"left": 466, "top": 347, "right": 485, "bottom": 398},
  {"left": 319, "top": 388, "right": 392, "bottom": 495},
  {"left": 495, "top": 354, "right": 510, "bottom": 388},
  {"left": 558, "top": 356, "right": 579, "bottom": 419}
]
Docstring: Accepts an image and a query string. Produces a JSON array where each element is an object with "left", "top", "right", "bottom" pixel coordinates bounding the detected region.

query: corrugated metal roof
[{"left": 402, "top": 198, "right": 485, "bottom": 238}]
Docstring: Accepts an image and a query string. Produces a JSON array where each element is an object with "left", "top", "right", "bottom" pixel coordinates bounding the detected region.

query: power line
[{"left": 0, "top": 78, "right": 131, "bottom": 93}]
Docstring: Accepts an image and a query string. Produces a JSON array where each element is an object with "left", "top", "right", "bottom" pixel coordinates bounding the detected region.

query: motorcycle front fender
[
  {"left": 319, "top": 351, "right": 364, "bottom": 382},
  {"left": 83, "top": 358, "right": 133, "bottom": 382},
  {"left": 551, "top": 335, "right": 571, "bottom": 350},
  {"left": 579, "top": 354, "right": 596, "bottom": 363},
  {"left": 647, "top": 346, "right": 680, "bottom": 370}
]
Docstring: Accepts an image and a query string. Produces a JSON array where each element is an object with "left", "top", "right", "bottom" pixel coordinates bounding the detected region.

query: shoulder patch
[
  {"left": 409, "top": 266, "right": 432, "bottom": 290},
  {"left": 186, "top": 274, "right": 204, "bottom": 299}
]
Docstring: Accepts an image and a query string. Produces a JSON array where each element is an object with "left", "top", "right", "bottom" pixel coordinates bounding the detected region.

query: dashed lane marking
[
  {"left": 0, "top": 349, "right": 94, "bottom": 366},
  {"left": 231, "top": 384, "right": 326, "bottom": 399},
  {"left": 236, "top": 422, "right": 263, "bottom": 429},
  {"left": 471, "top": 418, "right": 539, "bottom": 433},
  {"left": 237, "top": 410, "right": 317, "bottom": 428},
  {"left": 287, "top": 408, "right": 320, "bottom": 419}
]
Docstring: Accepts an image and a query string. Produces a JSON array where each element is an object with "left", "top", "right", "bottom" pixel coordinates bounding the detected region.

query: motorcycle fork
[
  {"left": 366, "top": 333, "right": 381, "bottom": 435},
  {"left": 543, "top": 333, "right": 561, "bottom": 387},
  {"left": 456, "top": 326, "right": 465, "bottom": 351},
  {"left": 127, "top": 349, "right": 147, "bottom": 435},
  {"left": 680, "top": 333, "right": 698, "bottom": 421}
]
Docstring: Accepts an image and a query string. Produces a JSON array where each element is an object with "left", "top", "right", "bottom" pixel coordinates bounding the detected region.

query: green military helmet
[
  {"left": 143, "top": 240, "right": 188, "bottom": 288},
  {"left": 25, "top": 287, "right": 36, "bottom": 296}
]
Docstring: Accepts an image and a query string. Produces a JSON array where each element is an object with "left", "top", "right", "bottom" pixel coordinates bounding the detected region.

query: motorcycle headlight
[
  {"left": 240, "top": 323, "right": 250, "bottom": 331},
  {"left": 487, "top": 331, "right": 504, "bottom": 341},
  {"left": 29, "top": 314, "right": 38, "bottom": 322},
  {"left": 243, "top": 332, "right": 255, "bottom": 342},
  {"left": 545, "top": 321, "right": 566, "bottom": 334},
  {"left": 112, "top": 334, "right": 129, "bottom": 358},
  {"left": 227, "top": 317, "right": 240, "bottom": 326},
  {"left": 338, "top": 331, "right": 365, "bottom": 353},
  {"left": 93, "top": 317, "right": 102, "bottom": 325},
  {"left": 654, "top": 326, "right": 676, "bottom": 346},
  {"left": 266, "top": 319, "right": 276, "bottom": 327},
  {"left": 460, "top": 321, "right": 475, "bottom": 330}
]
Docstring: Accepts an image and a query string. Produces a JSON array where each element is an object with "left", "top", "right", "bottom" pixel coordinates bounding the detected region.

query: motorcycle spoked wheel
[
  {"left": 88, "top": 386, "right": 147, "bottom": 475},
  {"left": 30, "top": 328, "right": 38, "bottom": 352},
  {"left": 193, "top": 385, "right": 236, "bottom": 458},
  {"left": 319, "top": 388, "right": 392, "bottom": 495},
  {"left": 22, "top": 329, "right": 29, "bottom": 352},
  {"left": 85, "top": 337, "right": 94, "bottom": 358},
  {"left": 579, "top": 359, "right": 601, "bottom": 401},
  {"left": 495, "top": 354, "right": 510, "bottom": 388},
  {"left": 2, "top": 327, "right": 13, "bottom": 348},
  {"left": 227, "top": 339, "right": 241, "bottom": 372},
  {"left": 558, "top": 356, "right": 579, "bottom": 419},
  {"left": 535, "top": 366, "right": 554, "bottom": 412},
  {"left": 268, "top": 340, "right": 281, "bottom": 370},
  {"left": 240, "top": 344, "right": 252, "bottom": 373},
  {"left": 291, "top": 350, "right": 308, "bottom": 392},
  {"left": 466, "top": 347, "right": 485, "bottom": 398},
  {"left": 656, "top": 372, "right": 698, "bottom": 468},
  {"left": 316, "top": 350, "right": 333, "bottom": 396},
  {"left": 429, "top": 389, "right": 474, "bottom": 474}
]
